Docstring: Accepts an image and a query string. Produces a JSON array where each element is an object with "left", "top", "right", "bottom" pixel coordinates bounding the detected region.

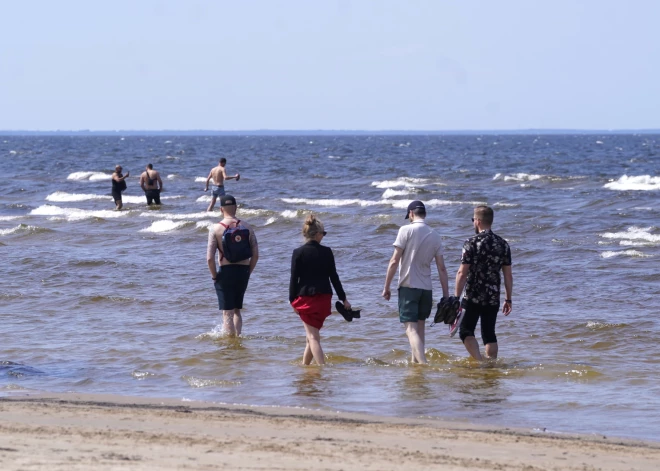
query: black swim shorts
[
  {"left": 111, "top": 190, "right": 122, "bottom": 202},
  {"left": 215, "top": 264, "right": 250, "bottom": 311},
  {"left": 459, "top": 300, "right": 499, "bottom": 344},
  {"left": 145, "top": 189, "right": 161, "bottom": 205}
]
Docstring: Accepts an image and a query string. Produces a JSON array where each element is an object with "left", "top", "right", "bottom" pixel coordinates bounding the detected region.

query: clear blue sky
[{"left": 2, "top": 0, "right": 659, "bottom": 131}]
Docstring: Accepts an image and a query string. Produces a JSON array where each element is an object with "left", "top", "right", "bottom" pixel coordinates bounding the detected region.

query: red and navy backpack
[{"left": 220, "top": 219, "right": 253, "bottom": 263}]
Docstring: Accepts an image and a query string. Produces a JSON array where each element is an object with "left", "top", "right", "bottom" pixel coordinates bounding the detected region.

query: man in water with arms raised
[
  {"left": 111, "top": 165, "right": 130, "bottom": 210},
  {"left": 139, "top": 163, "right": 163, "bottom": 206},
  {"left": 454, "top": 206, "right": 513, "bottom": 361},
  {"left": 207, "top": 195, "right": 259, "bottom": 337},
  {"left": 204, "top": 158, "right": 240, "bottom": 211},
  {"left": 382, "top": 201, "right": 449, "bottom": 364}
]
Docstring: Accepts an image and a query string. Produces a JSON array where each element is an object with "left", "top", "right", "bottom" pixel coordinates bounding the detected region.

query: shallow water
[{"left": 1, "top": 134, "right": 660, "bottom": 440}]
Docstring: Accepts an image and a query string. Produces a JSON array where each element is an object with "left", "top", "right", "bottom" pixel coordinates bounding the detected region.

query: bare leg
[
  {"left": 115, "top": 200, "right": 123, "bottom": 210},
  {"left": 223, "top": 310, "right": 236, "bottom": 337},
  {"left": 404, "top": 322, "right": 427, "bottom": 364},
  {"left": 303, "top": 322, "right": 325, "bottom": 365},
  {"left": 463, "top": 336, "right": 484, "bottom": 361},
  {"left": 233, "top": 309, "right": 242, "bottom": 336},
  {"left": 302, "top": 338, "right": 314, "bottom": 365},
  {"left": 485, "top": 342, "right": 498, "bottom": 359},
  {"left": 207, "top": 195, "right": 217, "bottom": 211}
]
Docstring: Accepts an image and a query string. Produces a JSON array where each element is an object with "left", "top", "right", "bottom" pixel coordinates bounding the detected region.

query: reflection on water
[{"left": 398, "top": 367, "right": 433, "bottom": 400}]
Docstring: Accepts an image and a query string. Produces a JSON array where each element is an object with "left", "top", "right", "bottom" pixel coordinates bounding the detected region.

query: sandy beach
[{"left": 0, "top": 393, "right": 657, "bottom": 470}]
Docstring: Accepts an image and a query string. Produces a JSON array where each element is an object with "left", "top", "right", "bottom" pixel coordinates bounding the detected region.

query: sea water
[{"left": 1, "top": 134, "right": 659, "bottom": 440}]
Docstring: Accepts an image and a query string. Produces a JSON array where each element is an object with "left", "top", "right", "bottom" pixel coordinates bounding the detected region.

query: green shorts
[{"left": 398, "top": 287, "right": 433, "bottom": 323}]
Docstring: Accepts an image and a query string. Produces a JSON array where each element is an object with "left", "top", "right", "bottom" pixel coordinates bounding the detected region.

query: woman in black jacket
[{"left": 289, "top": 214, "right": 351, "bottom": 365}]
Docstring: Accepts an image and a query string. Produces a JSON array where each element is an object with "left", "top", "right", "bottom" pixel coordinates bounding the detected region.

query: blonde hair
[{"left": 302, "top": 214, "right": 324, "bottom": 240}]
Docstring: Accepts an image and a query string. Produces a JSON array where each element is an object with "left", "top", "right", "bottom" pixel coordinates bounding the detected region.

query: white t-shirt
[{"left": 393, "top": 220, "right": 443, "bottom": 290}]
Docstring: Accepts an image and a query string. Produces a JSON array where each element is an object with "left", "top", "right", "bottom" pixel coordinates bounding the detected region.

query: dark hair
[
  {"left": 412, "top": 207, "right": 426, "bottom": 218},
  {"left": 474, "top": 206, "right": 494, "bottom": 225},
  {"left": 147, "top": 163, "right": 153, "bottom": 169},
  {"left": 220, "top": 158, "right": 227, "bottom": 164}
]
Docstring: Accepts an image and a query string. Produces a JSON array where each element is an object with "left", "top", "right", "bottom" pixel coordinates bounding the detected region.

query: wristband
[{"left": 505, "top": 299, "right": 512, "bottom": 303}]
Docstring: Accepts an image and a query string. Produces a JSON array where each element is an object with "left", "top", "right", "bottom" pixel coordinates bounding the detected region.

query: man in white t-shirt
[{"left": 382, "top": 200, "right": 449, "bottom": 364}]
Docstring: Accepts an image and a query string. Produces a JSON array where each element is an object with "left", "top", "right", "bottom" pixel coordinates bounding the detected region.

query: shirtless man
[
  {"left": 204, "top": 158, "right": 240, "bottom": 211},
  {"left": 111, "top": 165, "right": 130, "bottom": 210},
  {"left": 139, "top": 163, "right": 163, "bottom": 206}
]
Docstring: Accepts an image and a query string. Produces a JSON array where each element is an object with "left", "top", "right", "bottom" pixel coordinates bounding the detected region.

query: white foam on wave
[
  {"left": 604, "top": 175, "right": 660, "bottom": 191},
  {"left": 501, "top": 173, "right": 543, "bottom": 182},
  {"left": 493, "top": 202, "right": 519, "bottom": 208},
  {"left": 0, "top": 225, "right": 39, "bottom": 236},
  {"left": 167, "top": 174, "right": 178, "bottom": 180},
  {"left": 29, "top": 205, "right": 128, "bottom": 221},
  {"left": 67, "top": 171, "right": 111, "bottom": 182},
  {"left": 281, "top": 210, "right": 299, "bottom": 218},
  {"left": 139, "top": 211, "right": 212, "bottom": 220},
  {"left": 600, "top": 250, "right": 650, "bottom": 259},
  {"left": 196, "top": 221, "right": 214, "bottom": 230},
  {"left": 600, "top": 226, "right": 660, "bottom": 244},
  {"left": 139, "top": 220, "right": 190, "bottom": 233},
  {"left": 195, "top": 177, "right": 208, "bottom": 183},
  {"left": 282, "top": 198, "right": 485, "bottom": 208},
  {"left": 264, "top": 217, "right": 277, "bottom": 225},
  {"left": 47, "top": 192, "right": 180, "bottom": 205},
  {"left": 0, "top": 215, "right": 22, "bottom": 221},
  {"left": 371, "top": 177, "right": 428, "bottom": 189},
  {"left": 47, "top": 191, "right": 110, "bottom": 202},
  {"left": 382, "top": 188, "right": 416, "bottom": 198}
]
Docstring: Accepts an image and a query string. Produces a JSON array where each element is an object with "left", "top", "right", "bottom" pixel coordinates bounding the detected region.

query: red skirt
[{"left": 291, "top": 294, "right": 332, "bottom": 330}]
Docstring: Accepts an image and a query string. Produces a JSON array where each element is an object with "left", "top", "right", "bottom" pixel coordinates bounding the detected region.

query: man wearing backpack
[
  {"left": 207, "top": 195, "right": 259, "bottom": 336},
  {"left": 139, "top": 163, "right": 163, "bottom": 206}
]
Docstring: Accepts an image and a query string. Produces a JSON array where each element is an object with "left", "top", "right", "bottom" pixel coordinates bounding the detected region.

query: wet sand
[{"left": 0, "top": 392, "right": 658, "bottom": 470}]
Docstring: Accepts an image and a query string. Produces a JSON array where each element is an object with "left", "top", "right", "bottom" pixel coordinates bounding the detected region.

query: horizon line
[{"left": 1, "top": 128, "right": 660, "bottom": 136}]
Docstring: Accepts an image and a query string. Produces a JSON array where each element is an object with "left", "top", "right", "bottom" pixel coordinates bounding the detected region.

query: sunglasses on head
[{"left": 323, "top": 231, "right": 327, "bottom": 236}]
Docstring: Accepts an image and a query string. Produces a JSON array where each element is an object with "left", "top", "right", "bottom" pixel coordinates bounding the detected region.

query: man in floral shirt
[{"left": 454, "top": 206, "right": 513, "bottom": 360}]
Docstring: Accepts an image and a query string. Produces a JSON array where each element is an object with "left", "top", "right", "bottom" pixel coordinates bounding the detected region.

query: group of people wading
[{"left": 206, "top": 192, "right": 513, "bottom": 365}]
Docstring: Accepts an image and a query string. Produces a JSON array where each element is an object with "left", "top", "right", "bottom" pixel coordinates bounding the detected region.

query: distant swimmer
[
  {"left": 207, "top": 195, "right": 259, "bottom": 337},
  {"left": 289, "top": 214, "right": 354, "bottom": 366},
  {"left": 111, "top": 165, "right": 130, "bottom": 210},
  {"left": 204, "top": 158, "right": 240, "bottom": 211},
  {"left": 139, "top": 163, "right": 163, "bottom": 206},
  {"left": 453, "top": 206, "right": 513, "bottom": 361},
  {"left": 382, "top": 201, "right": 449, "bottom": 365}
]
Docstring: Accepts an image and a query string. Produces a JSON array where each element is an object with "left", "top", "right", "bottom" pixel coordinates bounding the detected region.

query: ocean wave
[
  {"left": 0, "top": 224, "right": 53, "bottom": 236},
  {"left": 282, "top": 198, "right": 486, "bottom": 208},
  {"left": 196, "top": 221, "right": 214, "bottom": 230},
  {"left": 493, "top": 173, "right": 583, "bottom": 183},
  {"left": 600, "top": 226, "right": 660, "bottom": 243},
  {"left": 139, "top": 211, "right": 214, "bottom": 220},
  {"left": 371, "top": 177, "right": 428, "bottom": 189},
  {"left": 382, "top": 188, "right": 418, "bottom": 198},
  {"left": 603, "top": 175, "right": 660, "bottom": 191},
  {"left": 47, "top": 192, "right": 180, "bottom": 205},
  {"left": 66, "top": 171, "right": 111, "bottom": 182},
  {"left": 166, "top": 174, "right": 178, "bottom": 180},
  {"left": 600, "top": 250, "right": 651, "bottom": 259},
  {"left": 29, "top": 204, "right": 129, "bottom": 221},
  {"left": 0, "top": 215, "right": 22, "bottom": 221},
  {"left": 139, "top": 220, "right": 192, "bottom": 233},
  {"left": 264, "top": 217, "right": 278, "bottom": 225},
  {"left": 195, "top": 177, "right": 208, "bottom": 183}
]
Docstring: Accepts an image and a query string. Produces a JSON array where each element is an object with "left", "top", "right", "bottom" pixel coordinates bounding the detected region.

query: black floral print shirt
[{"left": 461, "top": 229, "right": 511, "bottom": 306}]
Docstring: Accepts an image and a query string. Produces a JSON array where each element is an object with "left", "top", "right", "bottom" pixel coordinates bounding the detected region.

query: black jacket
[{"left": 289, "top": 240, "right": 346, "bottom": 303}]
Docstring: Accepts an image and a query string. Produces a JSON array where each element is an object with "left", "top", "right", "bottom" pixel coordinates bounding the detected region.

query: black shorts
[
  {"left": 111, "top": 190, "right": 122, "bottom": 202},
  {"left": 214, "top": 264, "right": 250, "bottom": 311},
  {"left": 145, "top": 189, "right": 161, "bottom": 205},
  {"left": 459, "top": 300, "right": 499, "bottom": 344}
]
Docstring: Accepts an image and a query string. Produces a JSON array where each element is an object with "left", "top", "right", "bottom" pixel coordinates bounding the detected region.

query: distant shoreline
[{"left": 2, "top": 129, "right": 660, "bottom": 136}]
